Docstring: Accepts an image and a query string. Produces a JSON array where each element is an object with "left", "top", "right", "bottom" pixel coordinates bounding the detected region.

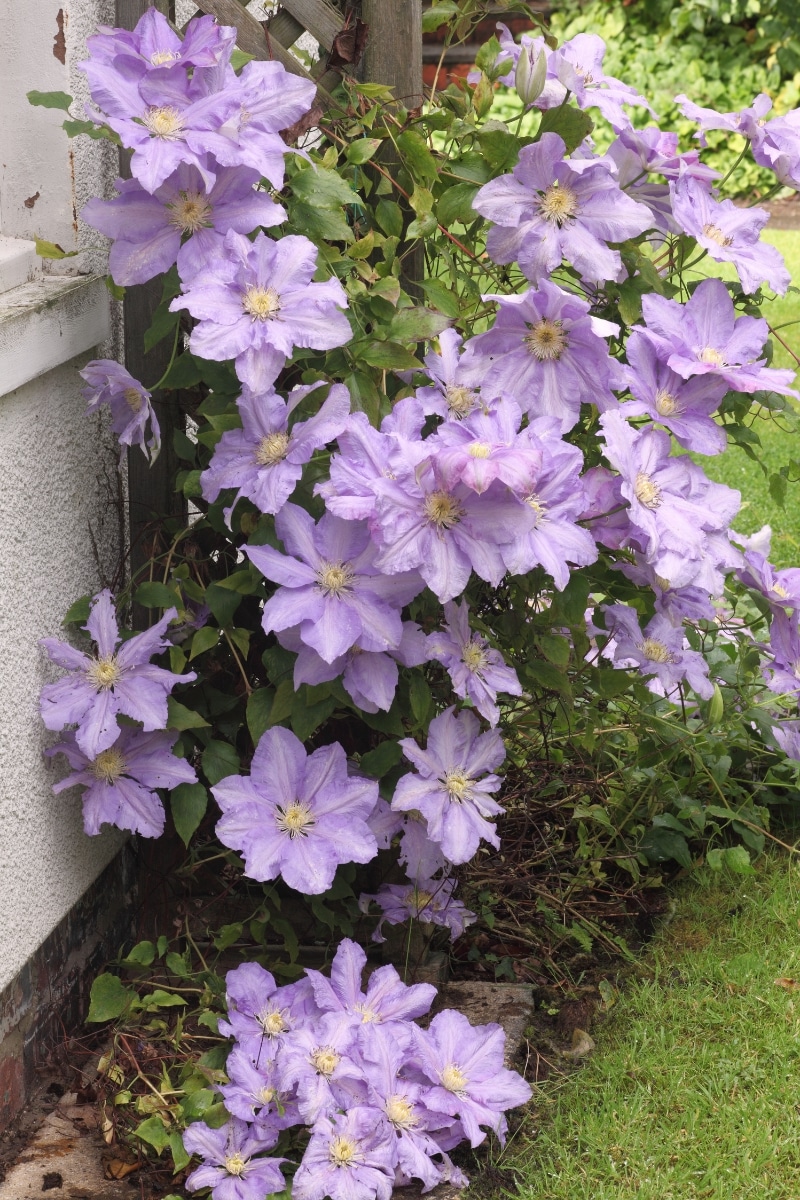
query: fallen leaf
[
  {"left": 774, "top": 977, "right": 800, "bottom": 990},
  {"left": 105, "top": 1159, "right": 140, "bottom": 1180},
  {"left": 563, "top": 1028, "right": 596, "bottom": 1059}
]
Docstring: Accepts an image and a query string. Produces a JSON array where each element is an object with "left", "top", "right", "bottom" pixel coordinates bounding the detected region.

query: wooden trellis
[{"left": 184, "top": 0, "right": 356, "bottom": 107}]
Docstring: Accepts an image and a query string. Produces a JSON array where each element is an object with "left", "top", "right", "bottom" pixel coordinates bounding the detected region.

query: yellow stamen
[
  {"left": 385, "top": 1094, "right": 419, "bottom": 1129},
  {"left": 316, "top": 562, "right": 354, "bottom": 597},
  {"left": 525, "top": 493, "right": 548, "bottom": 523},
  {"left": 700, "top": 346, "right": 725, "bottom": 367},
  {"left": 462, "top": 641, "right": 489, "bottom": 672},
  {"left": 150, "top": 49, "right": 180, "bottom": 65},
  {"left": 329, "top": 1135, "right": 359, "bottom": 1167},
  {"left": 167, "top": 191, "right": 212, "bottom": 234},
  {"left": 258, "top": 1085, "right": 275, "bottom": 1104},
  {"left": 639, "top": 638, "right": 673, "bottom": 664},
  {"left": 310, "top": 1046, "right": 340, "bottom": 1076},
  {"left": 254, "top": 431, "right": 290, "bottom": 467},
  {"left": 445, "top": 385, "right": 478, "bottom": 418},
  {"left": 634, "top": 471, "right": 662, "bottom": 510},
  {"left": 654, "top": 388, "right": 679, "bottom": 417},
  {"left": 142, "top": 105, "right": 184, "bottom": 140},
  {"left": 91, "top": 748, "right": 127, "bottom": 783},
  {"left": 441, "top": 1063, "right": 468, "bottom": 1094},
  {"left": 408, "top": 887, "right": 434, "bottom": 911},
  {"left": 353, "top": 1002, "right": 378, "bottom": 1023},
  {"left": 702, "top": 223, "right": 734, "bottom": 248},
  {"left": 525, "top": 318, "right": 568, "bottom": 361},
  {"left": 468, "top": 441, "right": 492, "bottom": 459},
  {"left": 224, "top": 1153, "right": 247, "bottom": 1176},
  {"left": 442, "top": 770, "right": 472, "bottom": 802},
  {"left": 123, "top": 386, "right": 143, "bottom": 414},
  {"left": 275, "top": 802, "right": 315, "bottom": 839},
  {"left": 242, "top": 286, "right": 281, "bottom": 321},
  {"left": 258, "top": 1007, "right": 289, "bottom": 1037},
  {"left": 773, "top": 583, "right": 789, "bottom": 599},
  {"left": 86, "top": 656, "right": 121, "bottom": 691},
  {"left": 538, "top": 183, "right": 578, "bottom": 225},
  {"left": 424, "top": 491, "right": 463, "bottom": 529}
]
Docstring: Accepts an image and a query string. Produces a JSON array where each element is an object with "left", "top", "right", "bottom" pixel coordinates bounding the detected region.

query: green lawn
[
  {"left": 693, "top": 230, "right": 800, "bottom": 567},
  {"left": 504, "top": 853, "right": 800, "bottom": 1199}
]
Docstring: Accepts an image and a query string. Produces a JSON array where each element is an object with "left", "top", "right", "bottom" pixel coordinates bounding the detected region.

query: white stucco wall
[{"left": 0, "top": 0, "right": 124, "bottom": 992}]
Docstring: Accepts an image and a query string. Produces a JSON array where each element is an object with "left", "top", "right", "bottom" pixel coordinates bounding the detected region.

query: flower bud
[
  {"left": 515, "top": 42, "right": 548, "bottom": 107},
  {"left": 706, "top": 682, "right": 724, "bottom": 727}
]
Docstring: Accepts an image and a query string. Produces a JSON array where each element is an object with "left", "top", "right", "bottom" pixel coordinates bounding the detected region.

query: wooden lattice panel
[{"left": 185, "top": 0, "right": 350, "bottom": 104}]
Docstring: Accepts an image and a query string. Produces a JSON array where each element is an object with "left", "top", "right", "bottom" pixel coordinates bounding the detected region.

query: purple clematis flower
[
  {"left": 80, "top": 359, "right": 160, "bottom": 463},
  {"left": 676, "top": 92, "right": 800, "bottom": 189},
  {"left": 206, "top": 59, "right": 317, "bottom": 189},
  {"left": 736, "top": 550, "right": 800, "bottom": 612},
  {"left": 277, "top": 1012, "right": 364, "bottom": 1122},
  {"left": 763, "top": 610, "right": 800, "bottom": 698},
  {"left": 670, "top": 175, "right": 790, "bottom": 296},
  {"left": 305, "top": 938, "right": 436, "bottom": 1028},
  {"left": 171, "top": 231, "right": 351, "bottom": 392},
  {"left": 620, "top": 330, "right": 728, "bottom": 455},
  {"left": 359, "top": 877, "right": 476, "bottom": 945},
  {"left": 580, "top": 465, "right": 632, "bottom": 550},
  {"left": 247, "top": 505, "right": 423, "bottom": 664},
  {"left": 397, "top": 814, "right": 448, "bottom": 880},
  {"left": 410, "top": 1010, "right": 532, "bottom": 1148},
  {"left": 615, "top": 555, "right": 718, "bottom": 625},
  {"left": 278, "top": 620, "right": 430, "bottom": 714},
  {"left": 84, "top": 9, "right": 234, "bottom": 77},
  {"left": 47, "top": 727, "right": 196, "bottom": 838},
  {"left": 370, "top": 457, "right": 528, "bottom": 603},
  {"left": 606, "top": 126, "right": 719, "bottom": 236},
  {"left": 219, "top": 962, "right": 318, "bottom": 1056},
  {"left": 599, "top": 410, "right": 741, "bottom": 592},
  {"left": 40, "top": 590, "right": 194, "bottom": 759},
  {"left": 770, "top": 721, "right": 800, "bottom": 762},
  {"left": 292, "top": 1106, "right": 396, "bottom": 1200},
  {"left": 459, "top": 281, "right": 621, "bottom": 432},
  {"left": 429, "top": 599, "right": 522, "bottom": 727},
  {"left": 82, "top": 163, "right": 284, "bottom": 287},
  {"left": 86, "top": 60, "right": 241, "bottom": 194},
  {"left": 316, "top": 411, "right": 429, "bottom": 522},
  {"left": 601, "top": 604, "right": 713, "bottom": 699},
  {"left": 183, "top": 1118, "right": 285, "bottom": 1200},
  {"left": 213, "top": 726, "right": 379, "bottom": 894},
  {"left": 430, "top": 397, "right": 542, "bottom": 496},
  {"left": 414, "top": 329, "right": 495, "bottom": 420},
  {"left": 201, "top": 383, "right": 350, "bottom": 525},
  {"left": 472, "top": 133, "right": 653, "bottom": 285},
  {"left": 392, "top": 707, "right": 506, "bottom": 865},
  {"left": 218, "top": 1047, "right": 300, "bottom": 1132},
  {"left": 502, "top": 415, "right": 598, "bottom": 587},
  {"left": 637, "top": 278, "right": 798, "bottom": 397}
]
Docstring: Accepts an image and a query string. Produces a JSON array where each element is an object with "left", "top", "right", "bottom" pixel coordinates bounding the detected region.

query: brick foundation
[{"left": 0, "top": 846, "right": 136, "bottom": 1130}]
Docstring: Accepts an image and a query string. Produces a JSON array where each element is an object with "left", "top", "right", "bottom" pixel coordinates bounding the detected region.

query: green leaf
[
  {"left": 231, "top": 48, "right": 254, "bottom": 71},
  {"left": 346, "top": 138, "right": 382, "bottom": 164},
  {"left": 437, "top": 183, "right": 480, "bottom": 228},
  {"left": 397, "top": 130, "right": 438, "bottom": 186},
  {"left": 477, "top": 129, "right": 520, "bottom": 172},
  {"left": 87, "top": 974, "right": 135, "bottom": 1023},
  {"left": 291, "top": 166, "right": 359, "bottom": 208},
  {"left": 389, "top": 308, "right": 451, "bottom": 342},
  {"left": 247, "top": 688, "right": 274, "bottom": 744},
  {"left": 344, "top": 370, "right": 381, "bottom": 425},
  {"left": 63, "top": 595, "right": 91, "bottom": 625},
  {"left": 290, "top": 200, "right": 354, "bottom": 243},
  {"left": 27, "top": 89, "right": 72, "bottom": 110},
  {"left": 355, "top": 341, "right": 421, "bottom": 370},
  {"left": 205, "top": 582, "right": 242, "bottom": 628},
  {"left": 134, "top": 582, "right": 177, "bottom": 609},
  {"left": 165, "top": 951, "right": 191, "bottom": 977},
  {"left": 536, "top": 105, "right": 594, "bottom": 154},
  {"left": 420, "top": 278, "right": 461, "bottom": 318},
  {"left": 268, "top": 679, "right": 296, "bottom": 726},
  {"left": 122, "top": 941, "right": 156, "bottom": 967},
  {"left": 722, "top": 845, "right": 756, "bottom": 874},
  {"left": 134, "top": 1116, "right": 170, "bottom": 1152},
  {"left": 63, "top": 119, "right": 120, "bottom": 142},
  {"left": 639, "top": 827, "right": 692, "bottom": 869},
  {"left": 168, "top": 1130, "right": 190, "bottom": 1172},
  {"left": 171, "top": 783, "right": 208, "bottom": 847},
  {"left": 202, "top": 740, "right": 240, "bottom": 786},
  {"left": 189, "top": 626, "right": 220, "bottom": 660},
  {"left": 143, "top": 989, "right": 188, "bottom": 1010},
  {"left": 144, "top": 300, "right": 179, "bottom": 354},
  {"left": 167, "top": 698, "right": 209, "bottom": 731},
  {"left": 537, "top": 634, "right": 570, "bottom": 668},
  {"left": 475, "top": 35, "right": 501, "bottom": 76},
  {"left": 770, "top": 472, "right": 788, "bottom": 508},
  {"left": 422, "top": 1, "right": 459, "bottom": 30},
  {"left": 34, "top": 236, "right": 78, "bottom": 260},
  {"left": 409, "top": 674, "right": 432, "bottom": 724},
  {"left": 162, "top": 352, "right": 205, "bottom": 391},
  {"left": 375, "top": 199, "right": 404, "bottom": 239},
  {"left": 349, "top": 229, "right": 375, "bottom": 259},
  {"left": 291, "top": 693, "right": 336, "bottom": 742},
  {"left": 525, "top": 659, "right": 572, "bottom": 697},
  {"left": 213, "top": 922, "right": 244, "bottom": 951},
  {"left": 105, "top": 275, "right": 125, "bottom": 300},
  {"left": 360, "top": 740, "right": 402, "bottom": 778}
]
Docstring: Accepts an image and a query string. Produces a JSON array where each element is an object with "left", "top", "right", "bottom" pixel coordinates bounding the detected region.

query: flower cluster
[
  {"left": 42, "top": 591, "right": 196, "bottom": 836},
  {"left": 183, "top": 940, "right": 531, "bottom": 1199}
]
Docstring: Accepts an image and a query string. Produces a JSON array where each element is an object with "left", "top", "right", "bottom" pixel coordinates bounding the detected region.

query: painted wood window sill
[{"left": 0, "top": 274, "right": 110, "bottom": 399}]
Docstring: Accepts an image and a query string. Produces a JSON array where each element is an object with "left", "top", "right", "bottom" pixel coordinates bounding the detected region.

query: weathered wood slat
[
  {"left": 265, "top": 9, "right": 306, "bottom": 48},
  {"left": 280, "top": 0, "right": 341, "bottom": 50}
]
